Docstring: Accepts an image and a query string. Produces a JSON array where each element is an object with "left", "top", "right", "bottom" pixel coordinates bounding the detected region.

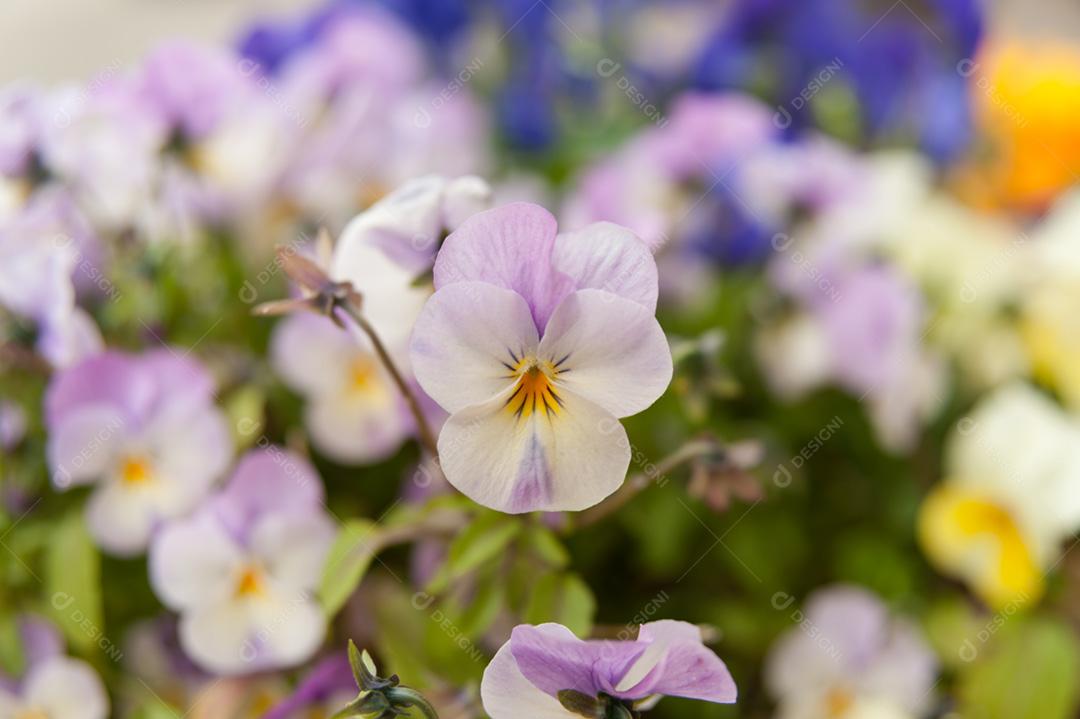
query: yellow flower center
[
  {"left": 235, "top": 566, "right": 266, "bottom": 598},
  {"left": 357, "top": 181, "right": 389, "bottom": 210},
  {"left": 349, "top": 354, "right": 380, "bottom": 394},
  {"left": 119, "top": 456, "right": 154, "bottom": 486},
  {"left": 504, "top": 357, "right": 564, "bottom": 420},
  {"left": 824, "top": 687, "right": 854, "bottom": 718}
]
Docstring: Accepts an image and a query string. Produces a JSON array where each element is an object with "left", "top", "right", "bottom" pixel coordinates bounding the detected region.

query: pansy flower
[
  {"left": 0, "top": 615, "right": 109, "bottom": 719},
  {"left": 270, "top": 175, "right": 489, "bottom": 463},
  {"left": 149, "top": 448, "right": 335, "bottom": 675},
  {"left": 480, "top": 621, "right": 736, "bottom": 717},
  {"left": 918, "top": 384, "right": 1080, "bottom": 609},
  {"left": 765, "top": 586, "right": 937, "bottom": 719},
  {"left": 409, "top": 202, "right": 672, "bottom": 513},
  {"left": 45, "top": 350, "right": 231, "bottom": 555}
]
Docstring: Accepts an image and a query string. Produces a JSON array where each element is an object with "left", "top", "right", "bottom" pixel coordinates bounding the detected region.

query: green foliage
[
  {"left": 958, "top": 616, "right": 1080, "bottom": 719},
  {"left": 45, "top": 511, "right": 103, "bottom": 654},
  {"left": 523, "top": 572, "right": 596, "bottom": 637},
  {"left": 321, "top": 519, "right": 382, "bottom": 615},
  {"left": 425, "top": 512, "right": 521, "bottom": 594}
]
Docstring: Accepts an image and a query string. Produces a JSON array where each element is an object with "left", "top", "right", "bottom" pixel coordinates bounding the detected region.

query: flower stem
[
  {"left": 340, "top": 301, "right": 440, "bottom": 458},
  {"left": 570, "top": 438, "right": 721, "bottom": 532}
]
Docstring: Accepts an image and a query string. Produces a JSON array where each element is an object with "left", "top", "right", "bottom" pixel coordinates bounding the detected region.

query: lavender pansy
[
  {"left": 39, "top": 78, "right": 167, "bottom": 233},
  {"left": 271, "top": 312, "right": 410, "bottom": 464},
  {"left": 480, "top": 621, "right": 736, "bottom": 717},
  {"left": 137, "top": 41, "right": 251, "bottom": 141},
  {"left": 410, "top": 202, "right": 672, "bottom": 513},
  {"left": 765, "top": 586, "right": 937, "bottom": 719},
  {"left": 0, "top": 615, "right": 109, "bottom": 719},
  {"left": 45, "top": 350, "right": 231, "bottom": 555},
  {"left": 0, "top": 188, "right": 104, "bottom": 367},
  {"left": 271, "top": 175, "right": 488, "bottom": 462},
  {"left": 149, "top": 448, "right": 335, "bottom": 675}
]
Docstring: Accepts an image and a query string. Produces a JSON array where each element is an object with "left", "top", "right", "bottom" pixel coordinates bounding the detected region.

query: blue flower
[{"left": 693, "top": 0, "right": 983, "bottom": 161}]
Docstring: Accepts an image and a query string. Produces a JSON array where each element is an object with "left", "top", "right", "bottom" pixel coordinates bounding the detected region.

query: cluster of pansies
[{"left": 6, "top": 0, "right": 1080, "bottom": 718}]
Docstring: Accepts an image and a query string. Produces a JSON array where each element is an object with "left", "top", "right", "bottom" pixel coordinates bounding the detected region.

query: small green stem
[{"left": 386, "top": 687, "right": 441, "bottom": 719}]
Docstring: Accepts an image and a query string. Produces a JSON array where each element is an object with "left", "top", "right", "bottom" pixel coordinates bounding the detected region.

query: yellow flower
[{"left": 917, "top": 384, "right": 1080, "bottom": 609}]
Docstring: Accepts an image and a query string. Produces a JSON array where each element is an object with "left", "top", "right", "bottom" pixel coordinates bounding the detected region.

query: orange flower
[{"left": 963, "top": 41, "right": 1080, "bottom": 211}]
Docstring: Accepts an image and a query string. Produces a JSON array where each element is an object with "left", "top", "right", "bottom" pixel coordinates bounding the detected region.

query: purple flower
[
  {"left": 564, "top": 92, "right": 777, "bottom": 257},
  {"left": 765, "top": 585, "right": 937, "bottom": 719},
  {"left": 137, "top": 41, "right": 252, "bottom": 140},
  {"left": 270, "top": 176, "right": 487, "bottom": 463},
  {"left": 480, "top": 621, "right": 736, "bottom": 717},
  {"left": 276, "top": 8, "right": 426, "bottom": 101},
  {"left": 409, "top": 203, "right": 672, "bottom": 513},
  {"left": 149, "top": 448, "right": 335, "bottom": 676},
  {"left": 765, "top": 252, "right": 944, "bottom": 451},
  {"left": 44, "top": 350, "right": 231, "bottom": 555},
  {"left": 39, "top": 78, "right": 167, "bottom": 232},
  {"left": 0, "top": 615, "right": 109, "bottom": 719},
  {"left": 0, "top": 188, "right": 104, "bottom": 367},
  {"left": 0, "top": 84, "right": 44, "bottom": 177},
  {"left": 271, "top": 313, "right": 412, "bottom": 464},
  {"left": 336, "top": 174, "right": 491, "bottom": 274}
]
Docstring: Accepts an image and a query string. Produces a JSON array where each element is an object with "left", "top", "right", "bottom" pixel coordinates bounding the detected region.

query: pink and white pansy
[
  {"left": 409, "top": 203, "right": 672, "bottom": 513},
  {"left": 45, "top": 350, "right": 231, "bottom": 556},
  {"left": 149, "top": 448, "right": 335, "bottom": 675},
  {"left": 480, "top": 621, "right": 737, "bottom": 717}
]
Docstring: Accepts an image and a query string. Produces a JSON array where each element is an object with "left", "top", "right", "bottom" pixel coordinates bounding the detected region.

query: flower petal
[
  {"left": 44, "top": 351, "right": 153, "bottom": 428},
  {"left": 305, "top": 391, "right": 409, "bottom": 463},
  {"left": 410, "top": 281, "right": 538, "bottom": 414},
  {"left": 510, "top": 623, "right": 642, "bottom": 698},
  {"left": 145, "top": 404, "right": 232, "bottom": 508},
  {"left": 23, "top": 657, "right": 109, "bottom": 719},
  {"left": 270, "top": 313, "right": 357, "bottom": 398},
  {"left": 481, "top": 629, "right": 580, "bottom": 719},
  {"left": 251, "top": 512, "right": 335, "bottom": 594},
  {"left": 433, "top": 203, "right": 574, "bottom": 331},
  {"left": 437, "top": 387, "right": 630, "bottom": 513},
  {"left": 149, "top": 511, "right": 245, "bottom": 609},
  {"left": 539, "top": 289, "right": 672, "bottom": 418},
  {"left": 553, "top": 222, "right": 658, "bottom": 311},
  {"left": 47, "top": 406, "right": 127, "bottom": 488},
  {"left": 248, "top": 593, "right": 327, "bottom": 671},
  {"left": 179, "top": 600, "right": 257, "bottom": 675},
  {"left": 331, "top": 231, "right": 429, "bottom": 353},
  {"left": 625, "top": 621, "right": 737, "bottom": 703},
  {"left": 84, "top": 482, "right": 159, "bottom": 556},
  {"left": 917, "top": 485, "right": 1042, "bottom": 610},
  {"left": 214, "top": 448, "right": 325, "bottom": 540}
]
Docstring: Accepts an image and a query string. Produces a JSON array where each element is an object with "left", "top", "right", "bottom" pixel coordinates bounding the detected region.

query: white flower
[
  {"left": 149, "top": 449, "right": 335, "bottom": 675},
  {"left": 918, "top": 383, "right": 1080, "bottom": 608}
]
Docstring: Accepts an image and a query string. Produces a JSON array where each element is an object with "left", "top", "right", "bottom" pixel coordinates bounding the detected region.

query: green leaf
[
  {"left": 524, "top": 572, "right": 596, "bottom": 637},
  {"left": 958, "top": 616, "right": 1080, "bottom": 719},
  {"left": 455, "top": 574, "right": 505, "bottom": 638},
  {"left": 320, "top": 519, "right": 381, "bottom": 615},
  {"left": 521, "top": 525, "right": 570, "bottom": 568},
  {"left": 224, "top": 385, "right": 265, "bottom": 448},
  {"left": 0, "top": 611, "right": 25, "bottom": 676},
  {"left": 426, "top": 514, "right": 521, "bottom": 594},
  {"left": 45, "top": 512, "right": 102, "bottom": 653}
]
